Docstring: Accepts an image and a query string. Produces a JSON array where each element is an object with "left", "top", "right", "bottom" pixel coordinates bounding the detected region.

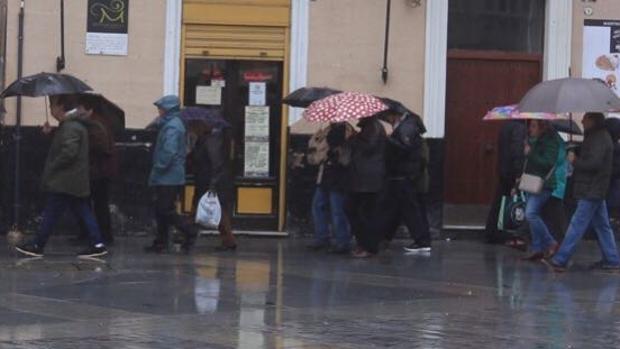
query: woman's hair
[
  {"left": 584, "top": 112, "right": 605, "bottom": 127},
  {"left": 51, "top": 94, "right": 80, "bottom": 112}
]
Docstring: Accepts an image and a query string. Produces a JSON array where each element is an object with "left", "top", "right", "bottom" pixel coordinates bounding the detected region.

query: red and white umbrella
[{"left": 302, "top": 92, "right": 388, "bottom": 122}]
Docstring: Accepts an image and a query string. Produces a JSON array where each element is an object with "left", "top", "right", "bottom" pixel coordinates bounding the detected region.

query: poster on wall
[
  {"left": 244, "top": 141, "right": 270, "bottom": 178},
  {"left": 245, "top": 106, "right": 270, "bottom": 138},
  {"left": 582, "top": 19, "right": 620, "bottom": 94},
  {"left": 86, "top": 0, "right": 129, "bottom": 56}
]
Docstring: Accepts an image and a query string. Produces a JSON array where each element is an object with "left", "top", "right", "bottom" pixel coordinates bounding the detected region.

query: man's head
[
  {"left": 49, "top": 94, "right": 79, "bottom": 122},
  {"left": 582, "top": 112, "right": 605, "bottom": 132},
  {"left": 381, "top": 111, "right": 403, "bottom": 126}
]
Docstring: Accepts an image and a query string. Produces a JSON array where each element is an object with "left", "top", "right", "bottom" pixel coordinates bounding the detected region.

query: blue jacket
[
  {"left": 552, "top": 138, "right": 568, "bottom": 200},
  {"left": 149, "top": 96, "right": 187, "bottom": 186}
]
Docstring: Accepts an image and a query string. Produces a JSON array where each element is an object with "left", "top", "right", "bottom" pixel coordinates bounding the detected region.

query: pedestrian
[
  {"left": 604, "top": 117, "right": 620, "bottom": 225},
  {"left": 381, "top": 112, "right": 431, "bottom": 253},
  {"left": 485, "top": 120, "right": 527, "bottom": 245},
  {"left": 307, "top": 122, "right": 353, "bottom": 254},
  {"left": 144, "top": 95, "right": 196, "bottom": 253},
  {"left": 547, "top": 113, "right": 620, "bottom": 272},
  {"left": 345, "top": 116, "right": 387, "bottom": 258},
  {"left": 521, "top": 120, "right": 562, "bottom": 261},
  {"left": 15, "top": 94, "right": 108, "bottom": 258},
  {"left": 189, "top": 120, "right": 237, "bottom": 251}
]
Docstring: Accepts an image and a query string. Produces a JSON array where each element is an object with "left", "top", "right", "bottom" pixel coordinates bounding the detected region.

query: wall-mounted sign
[
  {"left": 583, "top": 19, "right": 620, "bottom": 95},
  {"left": 86, "top": 0, "right": 129, "bottom": 56},
  {"left": 249, "top": 82, "right": 266, "bottom": 106},
  {"left": 244, "top": 141, "right": 270, "bottom": 178},
  {"left": 196, "top": 85, "right": 222, "bottom": 105},
  {"left": 243, "top": 71, "right": 274, "bottom": 82}
]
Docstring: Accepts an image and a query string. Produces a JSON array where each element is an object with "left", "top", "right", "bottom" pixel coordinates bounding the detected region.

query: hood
[{"left": 154, "top": 95, "right": 181, "bottom": 113}]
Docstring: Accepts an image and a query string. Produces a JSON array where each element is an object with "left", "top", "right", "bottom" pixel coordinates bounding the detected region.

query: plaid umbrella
[{"left": 303, "top": 92, "right": 388, "bottom": 122}]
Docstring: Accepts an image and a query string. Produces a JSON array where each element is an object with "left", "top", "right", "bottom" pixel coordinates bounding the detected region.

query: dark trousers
[
  {"left": 485, "top": 176, "right": 515, "bottom": 243},
  {"left": 34, "top": 193, "right": 103, "bottom": 248},
  {"left": 153, "top": 186, "right": 195, "bottom": 246},
  {"left": 192, "top": 184, "right": 236, "bottom": 247},
  {"left": 382, "top": 178, "right": 431, "bottom": 245},
  {"left": 346, "top": 192, "right": 381, "bottom": 254},
  {"left": 75, "top": 178, "right": 112, "bottom": 243}
]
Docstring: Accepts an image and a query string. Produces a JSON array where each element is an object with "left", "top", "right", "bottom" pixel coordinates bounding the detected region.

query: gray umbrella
[{"left": 518, "top": 78, "right": 620, "bottom": 113}]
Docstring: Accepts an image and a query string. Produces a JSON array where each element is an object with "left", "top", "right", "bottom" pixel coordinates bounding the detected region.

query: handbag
[
  {"left": 498, "top": 191, "right": 527, "bottom": 232},
  {"left": 518, "top": 159, "right": 556, "bottom": 194}
]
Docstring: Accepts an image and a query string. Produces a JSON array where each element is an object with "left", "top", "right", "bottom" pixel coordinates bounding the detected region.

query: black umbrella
[
  {"left": 283, "top": 87, "right": 341, "bottom": 108},
  {"left": 78, "top": 93, "right": 125, "bottom": 140},
  {"left": 379, "top": 97, "right": 427, "bottom": 134},
  {"left": 1, "top": 72, "right": 92, "bottom": 98},
  {"left": 551, "top": 119, "right": 582, "bottom": 135}
]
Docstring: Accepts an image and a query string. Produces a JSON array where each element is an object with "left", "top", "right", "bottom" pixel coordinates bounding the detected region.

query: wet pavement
[{"left": 0, "top": 237, "right": 619, "bottom": 348}]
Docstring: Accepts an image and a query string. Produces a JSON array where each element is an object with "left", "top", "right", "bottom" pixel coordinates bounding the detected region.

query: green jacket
[
  {"left": 524, "top": 130, "right": 561, "bottom": 191},
  {"left": 573, "top": 126, "right": 613, "bottom": 200},
  {"left": 41, "top": 116, "right": 90, "bottom": 197}
]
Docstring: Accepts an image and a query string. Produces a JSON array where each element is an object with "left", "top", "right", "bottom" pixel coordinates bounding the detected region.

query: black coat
[
  {"left": 191, "top": 129, "right": 233, "bottom": 205},
  {"left": 318, "top": 124, "right": 349, "bottom": 191},
  {"left": 385, "top": 114, "right": 425, "bottom": 179},
  {"left": 573, "top": 126, "right": 614, "bottom": 200},
  {"left": 497, "top": 120, "right": 526, "bottom": 180},
  {"left": 347, "top": 118, "right": 387, "bottom": 193}
]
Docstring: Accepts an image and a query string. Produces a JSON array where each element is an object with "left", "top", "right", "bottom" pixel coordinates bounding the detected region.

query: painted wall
[
  {"left": 3, "top": 0, "right": 167, "bottom": 128},
  {"left": 299, "top": 0, "right": 426, "bottom": 134}
]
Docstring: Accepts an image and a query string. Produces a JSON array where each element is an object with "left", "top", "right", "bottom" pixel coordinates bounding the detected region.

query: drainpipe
[
  {"left": 13, "top": 0, "right": 24, "bottom": 227},
  {"left": 381, "top": 0, "right": 391, "bottom": 84},
  {"left": 56, "top": 0, "right": 64, "bottom": 72}
]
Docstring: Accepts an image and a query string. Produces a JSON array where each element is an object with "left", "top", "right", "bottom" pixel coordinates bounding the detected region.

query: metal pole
[
  {"left": 381, "top": 0, "right": 391, "bottom": 84},
  {"left": 13, "top": 0, "right": 24, "bottom": 227},
  {"left": 56, "top": 0, "right": 65, "bottom": 72}
]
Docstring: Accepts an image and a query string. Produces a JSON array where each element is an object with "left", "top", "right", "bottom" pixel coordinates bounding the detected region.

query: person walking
[
  {"left": 547, "top": 113, "right": 620, "bottom": 272},
  {"left": 15, "top": 94, "right": 107, "bottom": 258},
  {"left": 345, "top": 116, "right": 387, "bottom": 258},
  {"left": 307, "top": 123, "right": 352, "bottom": 254},
  {"left": 604, "top": 117, "right": 620, "bottom": 225},
  {"left": 190, "top": 120, "right": 237, "bottom": 251},
  {"left": 381, "top": 112, "right": 431, "bottom": 253},
  {"left": 144, "top": 95, "right": 196, "bottom": 253},
  {"left": 521, "top": 120, "right": 563, "bottom": 261}
]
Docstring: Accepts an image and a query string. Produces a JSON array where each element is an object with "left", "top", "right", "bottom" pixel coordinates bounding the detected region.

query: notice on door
[
  {"left": 583, "top": 19, "right": 620, "bottom": 95},
  {"left": 86, "top": 0, "right": 129, "bottom": 56},
  {"left": 244, "top": 141, "right": 270, "bottom": 178},
  {"left": 249, "top": 82, "right": 267, "bottom": 106},
  {"left": 196, "top": 86, "right": 222, "bottom": 105},
  {"left": 245, "top": 106, "right": 270, "bottom": 139}
]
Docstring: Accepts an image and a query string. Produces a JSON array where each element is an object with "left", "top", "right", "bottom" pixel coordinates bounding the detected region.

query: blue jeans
[
  {"left": 34, "top": 193, "right": 104, "bottom": 248},
  {"left": 311, "top": 188, "right": 351, "bottom": 249},
  {"left": 525, "top": 190, "right": 557, "bottom": 253},
  {"left": 552, "top": 199, "right": 620, "bottom": 267}
]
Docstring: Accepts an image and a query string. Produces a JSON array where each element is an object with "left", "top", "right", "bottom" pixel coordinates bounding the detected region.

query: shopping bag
[
  {"left": 195, "top": 191, "right": 222, "bottom": 229},
  {"left": 498, "top": 191, "right": 527, "bottom": 233}
]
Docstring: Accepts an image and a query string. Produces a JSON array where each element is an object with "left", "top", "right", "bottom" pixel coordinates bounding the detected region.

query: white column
[
  {"left": 163, "top": 0, "right": 182, "bottom": 96},
  {"left": 544, "top": 0, "right": 573, "bottom": 80},
  {"left": 423, "top": 0, "right": 449, "bottom": 139},
  {"left": 288, "top": 0, "right": 309, "bottom": 125}
]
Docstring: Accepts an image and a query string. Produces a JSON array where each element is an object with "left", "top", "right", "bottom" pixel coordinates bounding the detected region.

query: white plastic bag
[{"left": 195, "top": 191, "right": 222, "bottom": 229}]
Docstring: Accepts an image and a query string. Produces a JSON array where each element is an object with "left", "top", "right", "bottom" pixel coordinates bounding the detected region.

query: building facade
[{"left": 0, "top": 0, "right": 617, "bottom": 234}]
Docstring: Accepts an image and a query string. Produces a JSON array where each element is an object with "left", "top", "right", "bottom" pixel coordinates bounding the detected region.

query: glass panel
[{"left": 448, "top": 0, "right": 545, "bottom": 53}]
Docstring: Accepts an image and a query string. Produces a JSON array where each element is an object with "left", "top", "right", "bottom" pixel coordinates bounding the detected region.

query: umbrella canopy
[
  {"left": 283, "top": 87, "right": 341, "bottom": 108},
  {"left": 483, "top": 105, "right": 561, "bottom": 121},
  {"left": 181, "top": 107, "right": 231, "bottom": 129},
  {"left": 379, "top": 97, "right": 427, "bottom": 134},
  {"left": 518, "top": 78, "right": 620, "bottom": 113},
  {"left": 551, "top": 119, "right": 582, "bottom": 135},
  {"left": 1, "top": 72, "right": 92, "bottom": 98},
  {"left": 78, "top": 93, "right": 125, "bottom": 140},
  {"left": 303, "top": 92, "right": 388, "bottom": 123}
]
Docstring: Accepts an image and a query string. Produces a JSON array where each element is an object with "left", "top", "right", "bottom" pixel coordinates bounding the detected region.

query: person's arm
[
  {"left": 152, "top": 127, "right": 181, "bottom": 172},
  {"left": 527, "top": 134, "right": 559, "bottom": 174},
  {"left": 48, "top": 125, "right": 82, "bottom": 171},
  {"left": 574, "top": 137, "right": 607, "bottom": 172}
]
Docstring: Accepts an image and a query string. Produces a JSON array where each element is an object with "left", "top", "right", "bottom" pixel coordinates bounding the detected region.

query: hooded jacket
[
  {"left": 148, "top": 95, "right": 187, "bottom": 186},
  {"left": 573, "top": 125, "right": 614, "bottom": 200}
]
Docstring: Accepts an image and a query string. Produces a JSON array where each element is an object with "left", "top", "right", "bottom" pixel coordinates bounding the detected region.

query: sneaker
[
  {"left": 78, "top": 246, "right": 108, "bottom": 258},
  {"left": 542, "top": 259, "right": 567, "bottom": 273},
  {"left": 403, "top": 242, "right": 431, "bottom": 253},
  {"left": 15, "top": 242, "right": 44, "bottom": 257},
  {"left": 590, "top": 260, "right": 620, "bottom": 272}
]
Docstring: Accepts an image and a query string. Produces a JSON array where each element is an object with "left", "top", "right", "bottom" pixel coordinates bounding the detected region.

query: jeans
[
  {"left": 75, "top": 178, "right": 113, "bottom": 243},
  {"left": 552, "top": 199, "right": 620, "bottom": 267},
  {"left": 34, "top": 193, "right": 103, "bottom": 248},
  {"left": 312, "top": 188, "right": 351, "bottom": 249},
  {"left": 525, "top": 190, "right": 557, "bottom": 253}
]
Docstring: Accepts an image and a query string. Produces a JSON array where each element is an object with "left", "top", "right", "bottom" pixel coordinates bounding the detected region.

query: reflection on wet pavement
[{"left": 1, "top": 237, "right": 620, "bottom": 348}]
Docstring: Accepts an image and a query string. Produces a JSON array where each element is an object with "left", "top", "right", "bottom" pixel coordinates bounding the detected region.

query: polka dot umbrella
[{"left": 302, "top": 92, "right": 388, "bottom": 123}]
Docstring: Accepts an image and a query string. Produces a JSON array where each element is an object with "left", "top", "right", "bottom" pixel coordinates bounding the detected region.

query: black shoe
[
  {"left": 214, "top": 244, "right": 237, "bottom": 252},
  {"left": 15, "top": 242, "right": 44, "bottom": 257},
  {"left": 144, "top": 243, "right": 167, "bottom": 254},
  {"left": 306, "top": 242, "right": 330, "bottom": 251},
  {"left": 590, "top": 260, "right": 620, "bottom": 272},
  {"left": 78, "top": 246, "right": 108, "bottom": 258},
  {"left": 328, "top": 246, "right": 351, "bottom": 255},
  {"left": 403, "top": 242, "right": 431, "bottom": 253},
  {"left": 542, "top": 259, "right": 567, "bottom": 273}
]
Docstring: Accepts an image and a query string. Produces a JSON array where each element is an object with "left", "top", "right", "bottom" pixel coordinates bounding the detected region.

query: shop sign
[{"left": 86, "top": 0, "right": 129, "bottom": 56}]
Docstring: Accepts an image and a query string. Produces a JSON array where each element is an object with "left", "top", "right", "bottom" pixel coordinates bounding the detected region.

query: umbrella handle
[{"left": 45, "top": 96, "right": 49, "bottom": 124}]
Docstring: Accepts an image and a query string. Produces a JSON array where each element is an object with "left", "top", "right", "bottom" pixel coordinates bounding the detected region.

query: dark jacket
[
  {"left": 347, "top": 117, "right": 387, "bottom": 193},
  {"left": 498, "top": 120, "right": 526, "bottom": 180},
  {"left": 524, "top": 130, "right": 561, "bottom": 191},
  {"left": 191, "top": 128, "right": 232, "bottom": 200},
  {"left": 41, "top": 115, "right": 90, "bottom": 198},
  {"left": 318, "top": 124, "right": 349, "bottom": 191},
  {"left": 81, "top": 114, "right": 116, "bottom": 180},
  {"left": 385, "top": 114, "right": 425, "bottom": 180},
  {"left": 573, "top": 126, "right": 614, "bottom": 200},
  {"left": 605, "top": 118, "right": 620, "bottom": 180}
]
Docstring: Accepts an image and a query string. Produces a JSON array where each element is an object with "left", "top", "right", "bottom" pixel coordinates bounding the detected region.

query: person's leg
[
  {"left": 525, "top": 191, "right": 556, "bottom": 253},
  {"left": 216, "top": 195, "right": 236, "bottom": 248},
  {"left": 344, "top": 193, "right": 362, "bottom": 244},
  {"left": 380, "top": 181, "right": 401, "bottom": 242},
  {"left": 591, "top": 201, "right": 620, "bottom": 266},
  {"left": 165, "top": 186, "right": 198, "bottom": 245},
  {"left": 552, "top": 199, "right": 599, "bottom": 266},
  {"left": 153, "top": 186, "right": 176, "bottom": 247},
  {"left": 32, "top": 194, "right": 70, "bottom": 248},
  {"left": 329, "top": 190, "right": 351, "bottom": 250},
  {"left": 357, "top": 193, "right": 381, "bottom": 254},
  {"left": 92, "top": 179, "right": 112, "bottom": 243},
  {"left": 311, "top": 187, "right": 331, "bottom": 246},
  {"left": 68, "top": 196, "right": 104, "bottom": 246}
]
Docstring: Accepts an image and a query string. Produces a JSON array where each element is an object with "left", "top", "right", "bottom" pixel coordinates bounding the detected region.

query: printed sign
[
  {"left": 196, "top": 86, "right": 222, "bottom": 105},
  {"left": 249, "top": 82, "right": 267, "bottom": 106},
  {"left": 244, "top": 141, "right": 270, "bottom": 178},
  {"left": 582, "top": 19, "right": 620, "bottom": 94},
  {"left": 86, "top": 0, "right": 129, "bottom": 56},
  {"left": 245, "top": 106, "right": 270, "bottom": 139}
]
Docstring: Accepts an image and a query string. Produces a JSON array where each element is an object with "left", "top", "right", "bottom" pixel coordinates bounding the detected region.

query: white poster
[
  {"left": 244, "top": 141, "right": 270, "bottom": 177},
  {"left": 249, "top": 82, "right": 267, "bottom": 106},
  {"left": 582, "top": 19, "right": 620, "bottom": 95},
  {"left": 245, "top": 106, "right": 270, "bottom": 139},
  {"left": 196, "top": 86, "right": 222, "bottom": 105},
  {"left": 85, "top": 32, "right": 128, "bottom": 56}
]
